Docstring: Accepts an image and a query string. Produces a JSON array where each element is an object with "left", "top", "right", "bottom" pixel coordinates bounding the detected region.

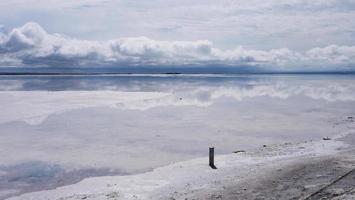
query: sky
[{"left": 0, "top": 0, "right": 355, "bottom": 71}]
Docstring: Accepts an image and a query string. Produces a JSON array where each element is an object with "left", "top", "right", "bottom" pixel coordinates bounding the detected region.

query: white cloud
[
  {"left": 0, "top": 0, "right": 355, "bottom": 50},
  {"left": 0, "top": 22, "right": 354, "bottom": 70},
  {"left": 306, "top": 45, "right": 355, "bottom": 65}
]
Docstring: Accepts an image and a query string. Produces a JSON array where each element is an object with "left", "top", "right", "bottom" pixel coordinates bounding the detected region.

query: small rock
[
  {"left": 323, "top": 137, "right": 331, "bottom": 140},
  {"left": 211, "top": 194, "right": 223, "bottom": 199},
  {"left": 233, "top": 150, "right": 246, "bottom": 154},
  {"left": 106, "top": 192, "right": 119, "bottom": 198}
]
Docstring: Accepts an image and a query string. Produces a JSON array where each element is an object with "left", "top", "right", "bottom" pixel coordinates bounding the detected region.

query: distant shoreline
[{"left": 1, "top": 72, "right": 355, "bottom": 76}]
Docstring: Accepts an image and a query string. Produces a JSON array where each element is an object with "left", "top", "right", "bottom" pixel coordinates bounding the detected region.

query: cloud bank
[
  {"left": 1, "top": 0, "right": 355, "bottom": 51},
  {"left": 0, "top": 22, "right": 355, "bottom": 70}
]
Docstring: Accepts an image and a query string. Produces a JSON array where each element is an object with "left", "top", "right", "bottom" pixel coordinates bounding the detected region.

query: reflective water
[{"left": 0, "top": 74, "right": 354, "bottom": 199}]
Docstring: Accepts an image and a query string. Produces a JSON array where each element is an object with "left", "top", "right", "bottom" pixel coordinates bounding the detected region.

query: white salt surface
[{"left": 6, "top": 138, "right": 346, "bottom": 200}]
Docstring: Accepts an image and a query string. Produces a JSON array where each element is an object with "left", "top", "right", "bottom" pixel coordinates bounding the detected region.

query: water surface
[{"left": 0, "top": 74, "right": 354, "bottom": 199}]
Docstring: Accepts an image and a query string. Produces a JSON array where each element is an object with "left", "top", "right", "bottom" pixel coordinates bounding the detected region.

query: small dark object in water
[
  {"left": 323, "top": 137, "right": 331, "bottom": 140},
  {"left": 263, "top": 144, "right": 267, "bottom": 147},
  {"left": 179, "top": 97, "right": 183, "bottom": 100},
  {"left": 233, "top": 150, "right": 246, "bottom": 154}
]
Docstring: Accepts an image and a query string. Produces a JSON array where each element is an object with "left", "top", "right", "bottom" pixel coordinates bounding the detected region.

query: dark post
[{"left": 209, "top": 147, "right": 217, "bottom": 169}]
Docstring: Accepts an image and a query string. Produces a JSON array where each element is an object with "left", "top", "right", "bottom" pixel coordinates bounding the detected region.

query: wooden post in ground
[{"left": 209, "top": 147, "right": 217, "bottom": 169}]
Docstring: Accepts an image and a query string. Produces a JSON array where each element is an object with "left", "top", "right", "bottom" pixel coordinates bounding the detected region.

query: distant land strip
[{"left": 1, "top": 72, "right": 355, "bottom": 76}]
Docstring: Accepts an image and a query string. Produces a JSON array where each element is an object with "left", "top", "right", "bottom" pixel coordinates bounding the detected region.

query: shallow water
[{"left": 0, "top": 74, "right": 355, "bottom": 199}]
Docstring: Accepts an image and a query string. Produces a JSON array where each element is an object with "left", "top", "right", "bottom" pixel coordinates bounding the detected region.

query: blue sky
[{"left": 0, "top": 0, "right": 355, "bottom": 71}]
